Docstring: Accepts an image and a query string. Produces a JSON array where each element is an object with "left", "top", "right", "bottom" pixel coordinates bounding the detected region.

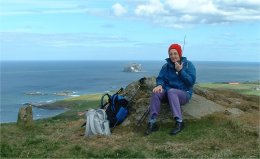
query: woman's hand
[
  {"left": 175, "top": 62, "right": 183, "bottom": 72},
  {"left": 153, "top": 85, "right": 163, "bottom": 93}
]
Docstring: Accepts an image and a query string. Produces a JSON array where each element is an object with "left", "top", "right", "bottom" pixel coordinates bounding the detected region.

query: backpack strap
[
  {"left": 96, "top": 109, "right": 107, "bottom": 120},
  {"left": 93, "top": 110, "right": 103, "bottom": 134},
  {"left": 111, "top": 94, "right": 118, "bottom": 112},
  {"left": 100, "top": 93, "right": 111, "bottom": 109},
  {"left": 100, "top": 88, "right": 123, "bottom": 109},
  {"left": 96, "top": 109, "right": 110, "bottom": 135}
]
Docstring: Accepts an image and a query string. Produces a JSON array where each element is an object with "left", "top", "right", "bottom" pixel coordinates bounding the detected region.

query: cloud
[
  {"left": 111, "top": 3, "right": 128, "bottom": 16},
  {"left": 165, "top": 0, "right": 220, "bottom": 14},
  {"left": 135, "top": 0, "right": 166, "bottom": 16},
  {"left": 132, "top": 0, "right": 260, "bottom": 27},
  {"left": 1, "top": 0, "right": 259, "bottom": 28}
]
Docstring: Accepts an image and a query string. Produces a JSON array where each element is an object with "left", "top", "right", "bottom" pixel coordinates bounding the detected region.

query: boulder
[
  {"left": 122, "top": 77, "right": 225, "bottom": 127},
  {"left": 182, "top": 94, "right": 225, "bottom": 119},
  {"left": 224, "top": 108, "right": 244, "bottom": 116},
  {"left": 17, "top": 105, "right": 33, "bottom": 127}
]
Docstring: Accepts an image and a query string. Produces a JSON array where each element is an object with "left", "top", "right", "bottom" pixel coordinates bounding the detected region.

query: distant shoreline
[{"left": 1, "top": 81, "right": 259, "bottom": 124}]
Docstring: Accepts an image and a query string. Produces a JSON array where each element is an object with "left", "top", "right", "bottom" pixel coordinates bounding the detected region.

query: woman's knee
[
  {"left": 167, "top": 89, "right": 178, "bottom": 95},
  {"left": 152, "top": 92, "right": 160, "bottom": 98},
  {"left": 151, "top": 92, "right": 164, "bottom": 100}
]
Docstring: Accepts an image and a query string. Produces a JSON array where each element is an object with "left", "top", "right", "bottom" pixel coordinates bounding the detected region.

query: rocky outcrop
[
  {"left": 17, "top": 105, "right": 33, "bottom": 127},
  {"left": 193, "top": 84, "right": 259, "bottom": 111},
  {"left": 122, "top": 77, "right": 227, "bottom": 127}
]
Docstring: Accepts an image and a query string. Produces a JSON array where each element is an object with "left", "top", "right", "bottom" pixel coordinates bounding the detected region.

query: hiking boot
[
  {"left": 170, "top": 122, "right": 184, "bottom": 135},
  {"left": 144, "top": 122, "right": 159, "bottom": 136}
]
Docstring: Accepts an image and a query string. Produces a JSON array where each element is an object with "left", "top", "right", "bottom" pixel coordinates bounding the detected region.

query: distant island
[{"left": 123, "top": 63, "right": 142, "bottom": 72}]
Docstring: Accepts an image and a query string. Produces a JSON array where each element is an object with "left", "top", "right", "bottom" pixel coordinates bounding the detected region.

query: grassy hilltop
[{"left": 1, "top": 82, "right": 259, "bottom": 158}]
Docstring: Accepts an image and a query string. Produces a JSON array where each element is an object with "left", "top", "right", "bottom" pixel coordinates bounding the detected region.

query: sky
[{"left": 0, "top": 0, "right": 260, "bottom": 62}]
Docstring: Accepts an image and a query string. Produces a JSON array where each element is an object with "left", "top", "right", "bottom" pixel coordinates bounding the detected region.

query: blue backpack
[{"left": 100, "top": 88, "right": 129, "bottom": 128}]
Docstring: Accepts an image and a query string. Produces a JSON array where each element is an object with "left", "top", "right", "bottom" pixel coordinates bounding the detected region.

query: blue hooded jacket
[{"left": 156, "top": 57, "right": 196, "bottom": 99}]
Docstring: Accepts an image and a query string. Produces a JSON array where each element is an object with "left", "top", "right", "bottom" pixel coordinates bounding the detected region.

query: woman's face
[{"left": 169, "top": 49, "right": 180, "bottom": 63}]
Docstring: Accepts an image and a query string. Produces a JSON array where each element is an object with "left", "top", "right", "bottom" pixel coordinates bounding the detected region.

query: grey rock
[
  {"left": 122, "top": 77, "right": 226, "bottom": 127},
  {"left": 183, "top": 94, "right": 225, "bottom": 119},
  {"left": 17, "top": 105, "right": 33, "bottom": 127},
  {"left": 224, "top": 108, "right": 244, "bottom": 116}
]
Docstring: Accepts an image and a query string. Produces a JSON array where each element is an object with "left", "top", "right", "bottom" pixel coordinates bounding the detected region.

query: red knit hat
[{"left": 168, "top": 44, "right": 182, "bottom": 58}]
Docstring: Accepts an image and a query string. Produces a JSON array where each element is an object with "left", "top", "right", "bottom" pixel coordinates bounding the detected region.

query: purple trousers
[{"left": 150, "top": 88, "right": 189, "bottom": 120}]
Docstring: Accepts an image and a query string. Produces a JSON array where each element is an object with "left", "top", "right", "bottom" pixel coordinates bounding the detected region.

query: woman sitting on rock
[{"left": 145, "top": 43, "right": 196, "bottom": 136}]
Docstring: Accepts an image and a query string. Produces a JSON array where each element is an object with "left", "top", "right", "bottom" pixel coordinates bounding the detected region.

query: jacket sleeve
[
  {"left": 156, "top": 64, "right": 167, "bottom": 88},
  {"left": 178, "top": 61, "right": 196, "bottom": 87}
]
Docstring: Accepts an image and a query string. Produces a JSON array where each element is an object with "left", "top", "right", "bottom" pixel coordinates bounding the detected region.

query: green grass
[
  {"left": 1, "top": 86, "right": 259, "bottom": 158},
  {"left": 198, "top": 82, "right": 260, "bottom": 96},
  {"left": 40, "top": 93, "right": 102, "bottom": 110},
  {"left": 1, "top": 109, "right": 259, "bottom": 158},
  {"left": 1, "top": 122, "right": 258, "bottom": 158}
]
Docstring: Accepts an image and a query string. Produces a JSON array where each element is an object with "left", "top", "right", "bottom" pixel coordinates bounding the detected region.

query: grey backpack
[{"left": 85, "top": 109, "right": 111, "bottom": 137}]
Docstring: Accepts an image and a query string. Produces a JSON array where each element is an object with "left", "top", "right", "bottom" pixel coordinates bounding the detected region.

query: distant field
[{"left": 198, "top": 82, "right": 260, "bottom": 96}]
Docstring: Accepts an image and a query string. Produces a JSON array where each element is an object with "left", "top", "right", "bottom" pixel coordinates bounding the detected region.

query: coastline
[
  {"left": 1, "top": 81, "right": 259, "bottom": 158},
  {"left": 1, "top": 81, "right": 259, "bottom": 124},
  {"left": 32, "top": 80, "right": 260, "bottom": 109},
  {"left": 2, "top": 61, "right": 259, "bottom": 123}
]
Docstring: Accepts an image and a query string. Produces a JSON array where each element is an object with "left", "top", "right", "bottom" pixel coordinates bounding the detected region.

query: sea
[{"left": 1, "top": 60, "right": 260, "bottom": 123}]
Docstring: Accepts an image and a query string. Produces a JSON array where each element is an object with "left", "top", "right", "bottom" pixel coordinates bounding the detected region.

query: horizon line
[{"left": 0, "top": 59, "right": 260, "bottom": 63}]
